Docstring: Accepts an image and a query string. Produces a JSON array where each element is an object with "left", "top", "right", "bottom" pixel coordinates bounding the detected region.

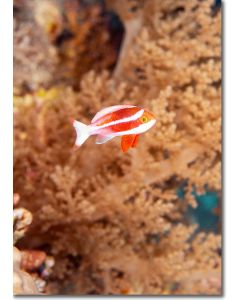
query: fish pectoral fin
[
  {"left": 96, "top": 134, "right": 114, "bottom": 144},
  {"left": 132, "top": 134, "right": 139, "bottom": 148},
  {"left": 121, "top": 135, "right": 137, "bottom": 152}
]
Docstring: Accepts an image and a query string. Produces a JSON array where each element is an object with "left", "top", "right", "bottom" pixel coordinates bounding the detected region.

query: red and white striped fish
[{"left": 72, "top": 105, "right": 156, "bottom": 152}]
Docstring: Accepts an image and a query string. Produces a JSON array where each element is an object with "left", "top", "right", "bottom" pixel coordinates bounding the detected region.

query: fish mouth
[{"left": 151, "top": 119, "right": 157, "bottom": 126}]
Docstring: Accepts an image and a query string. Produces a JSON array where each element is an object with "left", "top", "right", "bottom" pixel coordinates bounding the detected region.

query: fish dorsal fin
[
  {"left": 96, "top": 134, "right": 114, "bottom": 144},
  {"left": 121, "top": 135, "right": 137, "bottom": 152},
  {"left": 91, "top": 105, "right": 135, "bottom": 123}
]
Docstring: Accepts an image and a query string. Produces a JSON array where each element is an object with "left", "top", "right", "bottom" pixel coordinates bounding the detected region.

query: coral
[
  {"left": 14, "top": 0, "right": 221, "bottom": 295},
  {"left": 52, "top": 0, "right": 121, "bottom": 89},
  {"left": 13, "top": 246, "right": 39, "bottom": 295},
  {"left": 13, "top": 196, "right": 39, "bottom": 295},
  {"left": 21, "top": 250, "right": 47, "bottom": 272},
  {"left": 13, "top": 0, "right": 58, "bottom": 95},
  {"left": 14, "top": 0, "right": 122, "bottom": 94},
  {"left": 13, "top": 195, "right": 54, "bottom": 294},
  {"left": 13, "top": 208, "right": 33, "bottom": 244}
]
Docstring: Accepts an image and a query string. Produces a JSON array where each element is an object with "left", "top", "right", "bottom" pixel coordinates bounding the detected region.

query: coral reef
[{"left": 14, "top": 0, "right": 222, "bottom": 295}]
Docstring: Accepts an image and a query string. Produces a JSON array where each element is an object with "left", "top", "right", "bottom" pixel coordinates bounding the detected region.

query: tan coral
[{"left": 13, "top": 208, "right": 33, "bottom": 244}]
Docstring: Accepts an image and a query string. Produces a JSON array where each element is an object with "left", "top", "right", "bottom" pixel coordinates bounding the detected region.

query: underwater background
[{"left": 13, "top": 0, "right": 222, "bottom": 295}]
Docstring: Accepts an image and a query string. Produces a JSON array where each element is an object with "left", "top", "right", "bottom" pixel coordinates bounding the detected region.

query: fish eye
[{"left": 142, "top": 116, "right": 148, "bottom": 123}]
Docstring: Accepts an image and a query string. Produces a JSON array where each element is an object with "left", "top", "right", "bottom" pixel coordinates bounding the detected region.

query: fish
[{"left": 72, "top": 105, "right": 156, "bottom": 152}]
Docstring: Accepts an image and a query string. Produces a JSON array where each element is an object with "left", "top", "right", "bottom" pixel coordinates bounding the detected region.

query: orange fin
[
  {"left": 121, "top": 135, "right": 137, "bottom": 152},
  {"left": 132, "top": 134, "right": 139, "bottom": 148}
]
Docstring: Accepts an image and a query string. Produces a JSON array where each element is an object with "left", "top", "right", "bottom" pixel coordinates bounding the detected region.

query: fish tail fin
[{"left": 72, "top": 120, "right": 90, "bottom": 147}]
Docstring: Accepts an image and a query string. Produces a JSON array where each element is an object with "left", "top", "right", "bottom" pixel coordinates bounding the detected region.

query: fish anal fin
[
  {"left": 121, "top": 135, "right": 137, "bottom": 152},
  {"left": 96, "top": 134, "right": 114, "bottom": 144}
]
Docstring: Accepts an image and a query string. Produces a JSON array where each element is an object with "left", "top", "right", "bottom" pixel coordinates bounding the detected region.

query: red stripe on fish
[
  {"left": 108, "top": 119, "right": 141, "bottom": 133},
  {"left": 92, "top": 107, "right": 142, "bottom": 127}
]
